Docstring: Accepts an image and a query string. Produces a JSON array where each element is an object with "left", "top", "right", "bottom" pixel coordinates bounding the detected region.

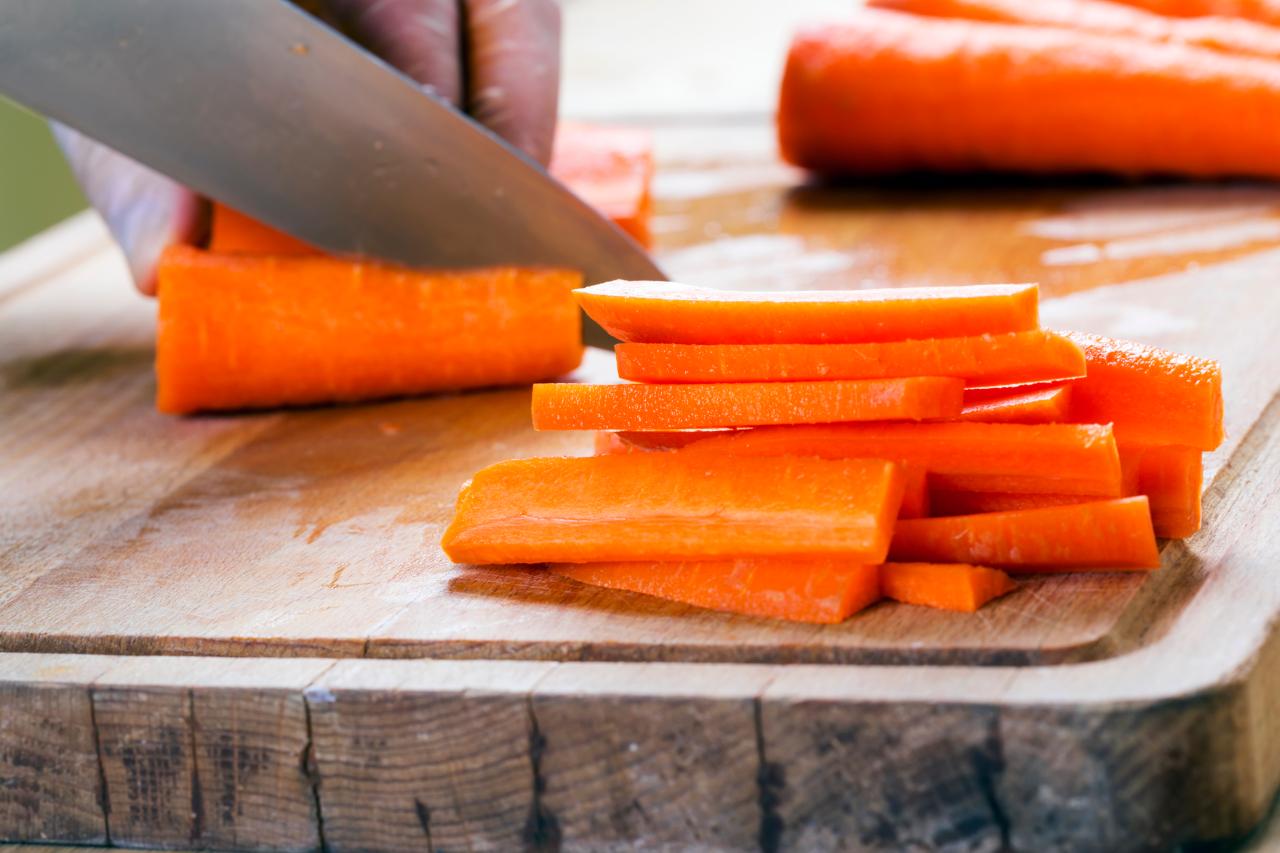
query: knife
[{"left": 0, "top": 0, "right": 666, "bottom": 289}]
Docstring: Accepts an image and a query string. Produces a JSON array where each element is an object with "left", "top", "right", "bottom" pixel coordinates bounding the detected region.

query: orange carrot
[
  {"left": 958, "top": 384, "right": 1072, "bottom": 424},
  {"left": 614, "top": 330, "right": 1084, "bottom": 386},
  {"left": 531, "top": 377, "right": 964, "bottom": 431},
  {"left": 1105, "top": 0, "right": 1280, "bottom": 25},
  {"left": 208, "top": 203, "right": 317, "bottom": 255},
  {"left": 778, "top": 10, "right": 1280, "bottom": 178},
  {"left": 577, "top": 280, "right": 1039, "bottom": 344},
  {"left": 441, "top": 454, "right": 905, "bottom": 564},
  {"left": 550, "top": 124, "right": 655, "bottom": 248},
  {"left": 889, "top": 497, "right": 1162, "bottom": 570},
  {"left": 593, "top": 430, "right": 735, "bottom": 455},
  {"left": 551, "top": 559, "right": 881, "bottom": 623},
  {"left": 898, "top": 465, "right": 931, "bottom": 519},
  {"left": 1125, "top": 445, "right": 1204, "bottom": 537},
  {"left": 155, "top": 246, "right": 582, "bottom": 414},
  {"left": 929, "top": 490, "right": 1094, "bottom": 516},
  {"left": 880, "top": 562, "right": 1016, "bottom": 611}
]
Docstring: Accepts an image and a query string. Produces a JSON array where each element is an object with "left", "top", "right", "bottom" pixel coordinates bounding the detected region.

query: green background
[{"left": 0, "top": 97, "right": 88, "bottom": 251}]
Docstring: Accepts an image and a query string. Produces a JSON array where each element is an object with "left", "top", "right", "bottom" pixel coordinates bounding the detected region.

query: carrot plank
[
  {"left": 155, "top": 246, "right": 583, "bottom": 414},
  {"left": 531, "top": 377, "right": 964, "bottom": 431},
  {"left": 550, "top": 124, "right": 655, "bottom": 248},
  {"left": 1125, "top": 445, "right": 1204, "bottom": 537},
  {"left": 441, "top": 454, "right": 905, "bottom": 564},
  {"left": 551, "top": 559, "right": 881, "bottom": 623},
  {"left": 577, "top": 280, "right": 1040, "bottom": 344},
  {"left": 208, "top": 204, "right": 316, "bottom": 254},
  {"left": 1105, "top": 0, "right": 1280, "bottom": 26},
  {"left": 890, "top": 497, "right": 1162, "bottom": 570},
  {"left": 958, "top": 384, "right": 1072, "bottom": 424},
  {"left": 880, "top": 562, "right": 1016, "bottom": 611}
]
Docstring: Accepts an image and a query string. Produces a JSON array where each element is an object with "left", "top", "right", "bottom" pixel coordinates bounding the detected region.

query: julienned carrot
[
  {"left": 614, "top": 330, "right": 1084, "bottom": 386},
  {"left": 441, "top": 455, "right": 905, "bottom": 564},
  {"left": 880, "top": 563, "right": 1016, "bottom": 611},
  {"left": 1106, "top": 0, "right": 1280, "bottom": 25},
  {"left": 890, "top": 497, "right": 1162, "bottom": 570},
  {"left": 778, "top": 11, "right": 1280, "bottom": 178},
  {"left": 576, "top": 280, "right": 1039, "bottom": 344},
  {"left": 1127, "top": 445, "right": 1204, "bottom": 537},
  {"left": 155, "top": 246, "right": 582, "bottom": 414},
  {"left": 959, "top": 384, "right": 1071, "bottom": 424},
  {"left": 683, "top": 422, "right": 1123, "bottom": 496},
  {"left": 550, "top": 124, "right": 655, "bottom": 248},
  {"left": 551, "top": 559, "right": 881, "bottom": 623},
  {"left": 208, "top": 204, "right": 316, "bottom": 254},
  {"left": 531, "top": 377, "right": 964, "bottom": 431}
]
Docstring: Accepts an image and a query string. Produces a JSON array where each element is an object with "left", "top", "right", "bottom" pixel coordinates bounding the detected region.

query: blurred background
[{"left": 0, "top": 99, "right": 85, "bottom": 250}]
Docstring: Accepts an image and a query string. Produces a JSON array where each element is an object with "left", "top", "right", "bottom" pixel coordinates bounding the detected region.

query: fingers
[
  {"left": 51, "top": 124, "right": 207, "bottom": 296},
  {"left": 326, "top": 0, "right": 464, "bottom": 106}
]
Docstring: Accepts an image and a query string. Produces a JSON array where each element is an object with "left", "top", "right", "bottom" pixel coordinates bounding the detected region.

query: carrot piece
[
  {"left": 1124, "top": 445, "right": 1204, "bottom": 537},
  {"left": 1105, "top": 0, "right": 1280, "bottom": 26},
  {"left": 614, "top": 330, "right": 1084, "bottom": 386},
  {"left": 929, "top": 490, "right": 1094, "bottom": 516},
  {"left": 958, "top": 384, "right": 1071, "bottom": 424},
  {"left": 532, "top": 377, "right": 964, "bottom": 431},
  {"left": 551, "top": 559, "right": 881, "bottom": 623},
  {"left": 441, "top": 454, "right": 905, "bottom": 564},
  {"left": 577, "top": 280, "right": 1039, "bottom": 345},
  {"left": 880, "top": 562, "right": 1015, "bottom": 611},
  {"left": 207, "top": 204, "right": 317, "bottom": 255},
  {"left": 898, "top": 465, "right": 931, "bottom": 519},
  {"left": 778, "top": 10, "right": 1280, "bottom": 178},
  {"left": 683, "top": 422, "right": 1123, "bottom": 496},
  {"left": 550, "top": 124, "right": 655, "bottom": 248},
  {"left": 593, "top": 430, "right": 736, "bottom": 455},
  {"left": 155, "top": 246, "right": 583, "bottom": 414},
  {"left": 1063, "top": 332, "right": 1224, "bottom": 450},
  {"left": 890, "top": 497, "right": 1162, "bottom": 570}
]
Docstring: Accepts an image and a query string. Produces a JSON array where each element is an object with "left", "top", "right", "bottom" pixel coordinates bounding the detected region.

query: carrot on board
[
  {"left": 208, "top": 203, "right": 318, "bottom": 255},
  {"left": 155, "top": 246, "right": 583, "bottom": 414},
  {"left": 778, "top": 10, "right": 1280, "bottom": 178},
  {"left": 531, "top": 377, "right": 964, "bottom": 431},
  {"left": 551, "top": 559, "right": 881, "bottom": 623},
  {"left": 890, "top": 496, "right": 1162, "bottom": 570},
  {"left": 1123, "top": 445, "right": 1204, "bottom": 537},
  {"left": 550, "top": 123, "right": 655, "bottom": 248},
  {"left": 614, "top": 330, "right": 1084, "bottom": 386},
  {"left": 880, "top": 562, "right": 1016, "bottom": 611},
  {"left": 441, "top": 454, "right": 905, "bottom": 564},
  {"left": 1104, "top": 0, "right": 1280, "bottom": 26},
  {"left": 576, "top": 280, "right": 1040, "bottom": 344},
  {"left": 958, "top": 384, "right": 1072, "bottom": 424}
]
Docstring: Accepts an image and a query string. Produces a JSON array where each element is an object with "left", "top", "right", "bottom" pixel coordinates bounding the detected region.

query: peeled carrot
[
  {"left": 779, "top": 10, "right": 1280, "bottom": 178},
  {"left": 890, "top": 497, "right": 1162, "bottom": 570},
  {"left": 551, "top": 559, "right": 881, "bottom": 623},
  {"left": 1125, "top": 445, "right": 1204, "bottom": 537},
  {"left": 880, "top": 562, "right": 1016, "bottom": 611},
  {"left": 550, "top": 124, "right": 655, "bottom": 248},
  {"left": 959, "top": 384, "right": 1072, "bottom": 424},
  {"left": 208, "top": 204, "right": 316, "bottom": 255},
  {"left": 1106, "top": 0, "right": 1280, "bottom": 25},
  {"left": 441, "top": 454, "right": 905, "bottom": 564},
  {"left": 531, "top": 377, "right": 964, "bottom": 431},
  {"left": 577, "top": 280, "right": 1039, "bottom": 344},
  {"left": 155, "top": 246, "right": 582, "bottom": 414}
]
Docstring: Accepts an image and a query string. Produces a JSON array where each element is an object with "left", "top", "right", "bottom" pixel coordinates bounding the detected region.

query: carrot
[
  {"left": 1126, "top": 445, "right": 1204, "bottom": 537},
  {"left": 929, "top": 490, "right": 1094, "bottom": 516},
  {"left": 531, "top": 377, "right": 964, "bottom": 431},
  {"left": 155, "top": 246, "right": 582, "bottom": 414},
  {"left": 551, "top": 559, "right": 881, "bottom": 623},
  {"left": 683, "top": 422, "right": 1123, "bottom": 496},
  {"left": 550, "top": 123, "right": 655, "bottom": 248},
  {"left": 880, "top": 562, "right": 1016, "bottom": 611},
  {"left": 958, "top": 384, "right": 1071, "bottom": 424},
  {"left": 1105, "top": 0, "right": 1280, "bottom": 25},
  {"left": 898, "top": 465, "right": 931, "bottom": 519},
  {"left": 1063, "top": 332, "right": 1223, "bottom": 450},
  {"left": 208, "top": 203, "right": 317, "bottom": 255},
  {"left": 577, "top": 280, "right": 1039, "bottom": 344},
  {"left": 441, "top": 454, "right": 905, "bottom": 564},
  {"left": 778, "top": 10, "right": 1280, "bottom": 178},
  {"left": 889, "top": 497, "right": 1162, "bottom": 570},
  {"left": 614, "top": 330, "right": 1084, "bottom": 386}
]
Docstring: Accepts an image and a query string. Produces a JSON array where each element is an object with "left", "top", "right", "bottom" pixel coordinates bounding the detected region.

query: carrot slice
[
  {"left": 577, "top": 280, "right": 1039, "bottom": 344},
  {"left": 155, "top": 246, "right": 582, "bottom": 414},
  {"left": 531, "top": 377, "right": 964, "bottom": 431},
  {"left": 890, "top": 497, "right": 1162, "bottom": 570},
  {"left": 550, "top": 124, "right": 654, "bottom": 248},
  {"left": 551, "top": 559, "right": 881, "bottom": 623},
  {"left": 1105, "top": 0, "right": 1280, "bottom": 26},
  {"left": 614, "top": 330, "right": 1084, "bottom": 386},
  {"left": 441, "top": 454, "right": 905, "bottom": 564},
  {"left": 1125, "top": 445, "right": 1204, "bottom": 537},
  {"left": 880, "top": 562, "right": 1016, "bottom": 611},
  {"left": 958, "top": 384, "right": 1071, "bottom": 424}
]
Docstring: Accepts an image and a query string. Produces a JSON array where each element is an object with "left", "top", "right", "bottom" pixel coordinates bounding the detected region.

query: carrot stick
[
  {"left": 898, "top": 465, "right": 931, "bottom": 519},
  {"left": 550, "top": 124, "right": 655, "bottom": 248},
  {"left": 441, "top": 454, "right": 905, "bottom": 564},
  {"left": 207, "top": 204, "right": 317, "bottom": 255},
  {"left": 880, "top": 562, "right": 1016, "bottom": 611},
  {"left": 155, "top": 246, "right": 583, "bottom": 414},
  {"left": 551, "top": 559, "right": 881, "bottom": 623},
  {"left": 889, "top": 497, "right": 1162, "bottom": 570},
  {"left": 593, "top": 430, "right": 735, "bottom": 455},
  {"left": 614, "top": 330, "right": 1084, "bottom": 386},
  {"left": 577, "top": 280, "right": 1040, "bottom": 344},
  {"left": 531, "top": 377, "right": 964, "bottom": 431},
  {"left": 958, "top": 384, "right": 1071, "bottom": 424},
  {"left": 1105, "top": 0, "right": 1280, "bottom": 26},
  {"left": 779, "top": 10, "right": 1280, "bottom": 178},
  {"left": 928, "top": 490, "right": 1095, "bottom": 516},
  {"left": 1125, "top": 445, "right": 1204, "bottom": 537}
]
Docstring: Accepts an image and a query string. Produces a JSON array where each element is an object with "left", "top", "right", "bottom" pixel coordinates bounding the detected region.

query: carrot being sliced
[
  {"left": 551, "top": 559, "right": 881, "bottom": 623},
  {"left": 890, "top": 497, "right": 1162, "bottom": 570},
  {"left": 1105, "top": 0, "right": 1280, "bottom": 26},
  {"left": 531, "top": 377, "right": 964, "bottom": 431},
  {"left": 442, "top": 454, "right": 905, "bottom": 565},
  {"left": 550, "top": 124, "right": 654, "bottom": 248},
  {"left": 155, "top": 246, "right": 582, "bottom": 414},
  {"left": 1124, "top": 445, "right": 1204, "bottom": 537},
  {"left": 577, "top": 280, "right": 1039, "bottom": 344},
  {"left": 880, "top": 563, "right": 1016, "bottom": 611},
  {"left": 208, "top": 204, "right": 316, "bottom": 255},
  {"left": 958, "top": 384, "right": 1071, "bottom": 424}
]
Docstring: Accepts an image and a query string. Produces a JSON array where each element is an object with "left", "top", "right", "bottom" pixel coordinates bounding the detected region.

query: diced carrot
[
  {"left": 1123, "top": 445, "right": 1204, "bottom": 537},
  {"left": 531, "top": 377, "right": 964, "bottom": 431},
  {"left": 208, "top": 203, "right": 317, "bottom": 255},
  {"left": 880, "top": 562, "right": 1016, "bottom": 611},
  {"left": 958, "top": 384, "right": 1072, "bottom": 424},
  {"left": 441, "top": 454, "right": 905, "bottom": 564},
  {"left": 550, "top": 124, "right": 655, "bottom": 248},
  {"left": 889, "top": 497, "right": 1162, "bottom": 570},
  {"left": 155, "top": 246, "right": 582, "bottom": 414},
  {"left": 1106, "top": 0, "right": 1280, "bottom": 26},
  {"left": 577, "top": 280, "right": 1040, "bottom": 344},
  {"left": 928, "top": 490, "right": 1093, "bottom": 516},
  {"left": 614, "top": 330, "right": 1084, "bottom": 386},
  {"left": 551, "top": 559, "right": 881, "bottom": 623}
]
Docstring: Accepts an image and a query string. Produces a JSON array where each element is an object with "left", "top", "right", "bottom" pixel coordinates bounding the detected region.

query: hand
[{"left": 54, "top": 0, "right": 561, "bottom": 295}]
